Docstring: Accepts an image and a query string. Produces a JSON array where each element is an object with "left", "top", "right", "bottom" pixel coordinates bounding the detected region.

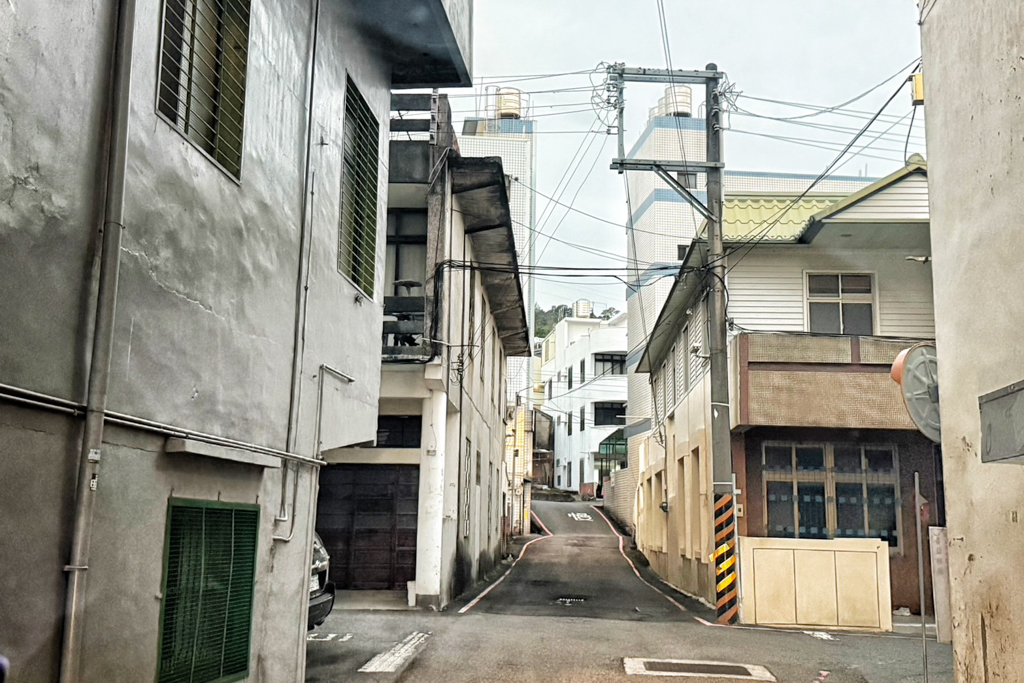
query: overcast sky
[{"left": 449, "top": 1, "right": 923, "bottom": 312}]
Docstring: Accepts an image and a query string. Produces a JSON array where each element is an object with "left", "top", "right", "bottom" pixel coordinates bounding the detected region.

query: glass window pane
[
  {"left": 796, "top": 446, "right": 825, "bottom": 472},
  {"left": 808, "top": 274, "right": 840, "bottom": 297},
  {"left": 809, "top": 303, "right": 841, "bottom": 333},
  {"left": 842, "top": 303, "right": 874, "bottom": 335},
  {"left": 797, "top": 483, "right": 828, "bottom": 539},
  {"left": 867, "top": 484, "right": 899, "bottom": 547},
  {"left": 834, "top": 446, "right": 862, "bottom": 474},
  {"left": 764, "top": 445, "right": 792, "bottom": 473},
  {"left": 836, "top": 483, "right": 866, "bottom": 537},
  {"left": 766, "top": 481, "right": 795, "bottom": 538},
  {"left": 841, "top": 274, "right": 873, "bottom": 295},
  {"left": 865, "top": 448, "right": 895, "bottom": 475}
]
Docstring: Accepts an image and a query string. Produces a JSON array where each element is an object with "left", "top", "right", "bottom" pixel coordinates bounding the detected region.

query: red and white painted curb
[
  {"left": 458, "top": 510, "right": 553, "bottom": 614},
  {"left": 590, "top": 505, "right": 687, "bottom": 613}
]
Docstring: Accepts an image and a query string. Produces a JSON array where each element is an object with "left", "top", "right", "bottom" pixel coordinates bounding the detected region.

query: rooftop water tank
[
  {"left": 495, "top": 87, "right": 523, "bottom": 119},
  {"left": 648, "top": 85, "right": 693, "bottom": 122}
]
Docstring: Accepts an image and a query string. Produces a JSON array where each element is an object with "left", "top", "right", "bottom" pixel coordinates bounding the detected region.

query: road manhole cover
[
  {"left": 623, "top": 658, "right": 776, "bottom": 680},
  {"left": 555, "top": 596, "right": 586, "bottom": 605}
]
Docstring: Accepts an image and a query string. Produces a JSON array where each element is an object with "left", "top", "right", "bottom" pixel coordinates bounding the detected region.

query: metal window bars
[
  {"left": 158, "top": 0, "right": 250, "bottom": 178},
  {"left": 339, "top": 77, "right": 381, "bottom": 297}
]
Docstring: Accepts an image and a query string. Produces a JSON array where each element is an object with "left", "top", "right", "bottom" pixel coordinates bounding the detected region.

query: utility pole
[
  {"left": 704, "top": 65, "right": 739, "bottom": 626},
  {"left": 607, "top": 63, "right": 737, "bottom": 624}
]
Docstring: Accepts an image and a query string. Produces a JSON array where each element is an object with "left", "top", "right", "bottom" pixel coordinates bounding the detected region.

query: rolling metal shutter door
[{"left": 317, "top": 464, "right": 419, "bottom": 590}]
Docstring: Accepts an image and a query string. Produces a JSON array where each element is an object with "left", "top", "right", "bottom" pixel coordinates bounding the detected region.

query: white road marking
[
  {"left": 306, "top": 632, "right": 353, "bottom": 642},
  {"left": 458, "top": 510, "right": 554, "bottom": 614},
  {"left": 803, "top": 631, "right": 836, "bottom": 641},
  {"left": 568, "top": 512, "right": 593, "bottom": 522},
  {"left": 591, "top": 506, "right": 687, "bottom": 613},
  {"left": 623, "top": 658, "right": 776, "bottom": 680},
  {"left": 358, "top": 632, "right": 430, "bottom": 673}
]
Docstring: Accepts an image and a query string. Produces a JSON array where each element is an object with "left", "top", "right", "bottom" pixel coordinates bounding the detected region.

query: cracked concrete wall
[
  {"left": 0, "top": 0, "right": 397, "bottom": 680},
  {"left": 921, "top": 2, "right": 1024, "bottom": 680}
]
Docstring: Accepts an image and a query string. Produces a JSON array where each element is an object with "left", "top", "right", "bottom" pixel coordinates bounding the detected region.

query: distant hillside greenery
[{"left": 534, "top": 304, "right": 620, "bottom": 338}]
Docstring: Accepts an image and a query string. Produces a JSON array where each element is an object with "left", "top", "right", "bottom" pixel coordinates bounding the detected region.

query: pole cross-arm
[{"left": 653, "top": 166, "right": 714, "bottom": 223}]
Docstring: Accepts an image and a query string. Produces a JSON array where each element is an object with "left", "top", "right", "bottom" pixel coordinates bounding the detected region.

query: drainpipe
[
  {"left": 278, "top": 0, "right": 322, "bottom": 534},
  {"left": 60, "top": 0, "right": 136, "bottom": 680}
]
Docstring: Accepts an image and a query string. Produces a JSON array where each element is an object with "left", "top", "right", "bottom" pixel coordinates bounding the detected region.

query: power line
[
  {"left": 720, "top": 61, "right": 920, "bottom": 275},
  {"left": 730, "top": 58, "right": 919, "bottom": 122},
  {"left": 536, "top": 136, "right": 611, "bottom": 264}
]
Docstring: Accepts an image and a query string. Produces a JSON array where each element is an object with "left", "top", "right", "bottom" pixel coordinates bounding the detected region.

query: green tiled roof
[{"left": 718, "top": 195, "right": 845, "bottom": 242}]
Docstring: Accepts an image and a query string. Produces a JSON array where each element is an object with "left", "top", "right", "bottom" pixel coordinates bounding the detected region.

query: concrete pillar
[{"left": 415, "top": 390, "right": 446, "bottom": 609}]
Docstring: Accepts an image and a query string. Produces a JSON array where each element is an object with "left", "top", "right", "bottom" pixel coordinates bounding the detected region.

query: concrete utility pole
[
  {"left": 704, "top": 66, "right": 739, "bottom": 626},
  {"left": 607, "top": 63, "right": 737, "bottom": 624}
]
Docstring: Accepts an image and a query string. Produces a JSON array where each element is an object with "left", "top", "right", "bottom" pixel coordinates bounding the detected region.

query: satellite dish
[{"left": 891, "top": 342, "right": 940, "bottom": 443}]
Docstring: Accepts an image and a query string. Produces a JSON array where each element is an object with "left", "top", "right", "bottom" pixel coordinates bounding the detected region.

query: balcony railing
[{"left": 382, "top": 296, "right": 430, "bottom": 359}]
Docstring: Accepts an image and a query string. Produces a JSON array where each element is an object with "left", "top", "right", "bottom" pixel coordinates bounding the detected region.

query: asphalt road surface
[
  {"left": 466, "top": 500, "right": 690, "bottom": 621},
  {"left": 306, "top": 500, "right": 954, "bottom": 683}
]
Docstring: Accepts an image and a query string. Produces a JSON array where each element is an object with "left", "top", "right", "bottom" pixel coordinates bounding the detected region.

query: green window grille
[
  {"left": 157, "top": 0, "right": 251, "bottom": 179},
  {"left": 338, "top": 77, "right": 380, "bottom": 296},
  {"left": 158, "top": 500, "right": 259, "bottom": 683}
]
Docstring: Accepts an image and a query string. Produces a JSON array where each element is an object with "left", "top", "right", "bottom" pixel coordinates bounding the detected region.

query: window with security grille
[
  {"left": 806, "top": 273, "right": 874, "bottom": 335},
  {"left": 158, "top": 0, "right": 250, "bottom": 179},
  {"left": 579, "top": 406, "right": 585, "bottom": 432},
  {"left": 158, "top": 500, "right": 259, "bottom": 683},
  {"left": 763, "top": 442, "right": 900, "bottom": 546},
  {"left": 339, "top": 77, "right": 380, "bottom": 296}
]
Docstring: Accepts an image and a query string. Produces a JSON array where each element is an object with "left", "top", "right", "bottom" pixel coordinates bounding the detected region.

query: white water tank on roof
[
  {"left": 495, "top": 87, "right": 523, "bottom": 119},
  {"left": 649, "top": 85, "right": 693, "bottom": 121}
]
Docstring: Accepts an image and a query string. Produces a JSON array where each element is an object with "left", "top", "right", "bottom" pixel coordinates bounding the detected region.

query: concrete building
[
  {"left": 921, "top": 3, "right": 1024, "bottom": 678},
  {"left": 458, "top": 90, "right": 538, "bottom": 405},
  {"left": 0, "top": 1, "right": 470, "bottom": 681},
  {"left": 539, "top": 309, "right": 628, "bottom": 496},
  {"left": 609, "top": 84, "right": 877, "bottom": 532},
  {"left": 316, "top": 97, "right": 529, "bottom": 609},
  {"left": 631, "top": 160, "right": 941, "bottom": 625}
]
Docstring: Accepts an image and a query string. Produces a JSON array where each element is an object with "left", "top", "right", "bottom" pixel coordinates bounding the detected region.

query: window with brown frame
[{"left": 763, "top": 442, "right": 900, "bottom": 546}]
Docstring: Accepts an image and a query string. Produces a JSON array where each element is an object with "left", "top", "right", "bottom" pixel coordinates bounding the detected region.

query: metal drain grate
[
  {"left": 647, "top": 662, "right": 752, "bottom": 676},
  {"left": 623, "top": 658, "right": 776, "bottom": 680},
  {"left": 555, "top": 596, "right": 586, "bottom": 606}
]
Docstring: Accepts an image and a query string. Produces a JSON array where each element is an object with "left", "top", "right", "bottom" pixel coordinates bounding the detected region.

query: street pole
[
  {"left": 915, "top": 472, "right": 929, "bottom": 683},
  {"left": 704, "top": 65, "right": 738, "bottom": 625},
  {"left": 706, "top": 67, "right": 729, "bottom": 491}
]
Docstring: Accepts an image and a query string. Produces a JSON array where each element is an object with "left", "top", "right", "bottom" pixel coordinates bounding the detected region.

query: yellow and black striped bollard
[{"left": 713, "top": 493, "right": 738, "bottom": 624}]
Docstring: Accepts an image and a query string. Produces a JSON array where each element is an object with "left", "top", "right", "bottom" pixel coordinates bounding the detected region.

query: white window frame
[{"left": 803, "top": 271, "right": 878, "bottom": 336}]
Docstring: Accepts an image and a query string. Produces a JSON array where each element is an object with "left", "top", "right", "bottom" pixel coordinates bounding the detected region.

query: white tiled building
[
  {"left": 538, "top": 310, "right": 628, "bottom": 495},
  {"left": 609, "top": 85, "right": 878, "bottom": 531}
]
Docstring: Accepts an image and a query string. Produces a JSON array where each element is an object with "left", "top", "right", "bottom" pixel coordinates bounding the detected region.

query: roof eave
[{"left": 450, "top": 155, "right": 531, "bottom": 357}]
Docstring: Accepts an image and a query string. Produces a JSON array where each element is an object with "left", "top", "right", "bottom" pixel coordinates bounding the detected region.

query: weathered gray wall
[
  {"left": 921, "top": 2, "right": 1024, "bottom": 680},
  {"left": 0, "top": 0, "right": 395, "bottom": 679}
]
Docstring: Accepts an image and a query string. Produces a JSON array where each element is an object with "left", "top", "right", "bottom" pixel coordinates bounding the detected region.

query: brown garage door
[{"left": 316, "top": 464, "right": 419, "bottom": 590}]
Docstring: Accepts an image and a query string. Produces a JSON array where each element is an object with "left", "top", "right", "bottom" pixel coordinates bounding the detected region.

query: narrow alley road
[
  {"left": 463, "top": 500, "right": 689, "bottom": 621},
  {"left": 305, "top": 501, "right": 953, "bottom": 682}
]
